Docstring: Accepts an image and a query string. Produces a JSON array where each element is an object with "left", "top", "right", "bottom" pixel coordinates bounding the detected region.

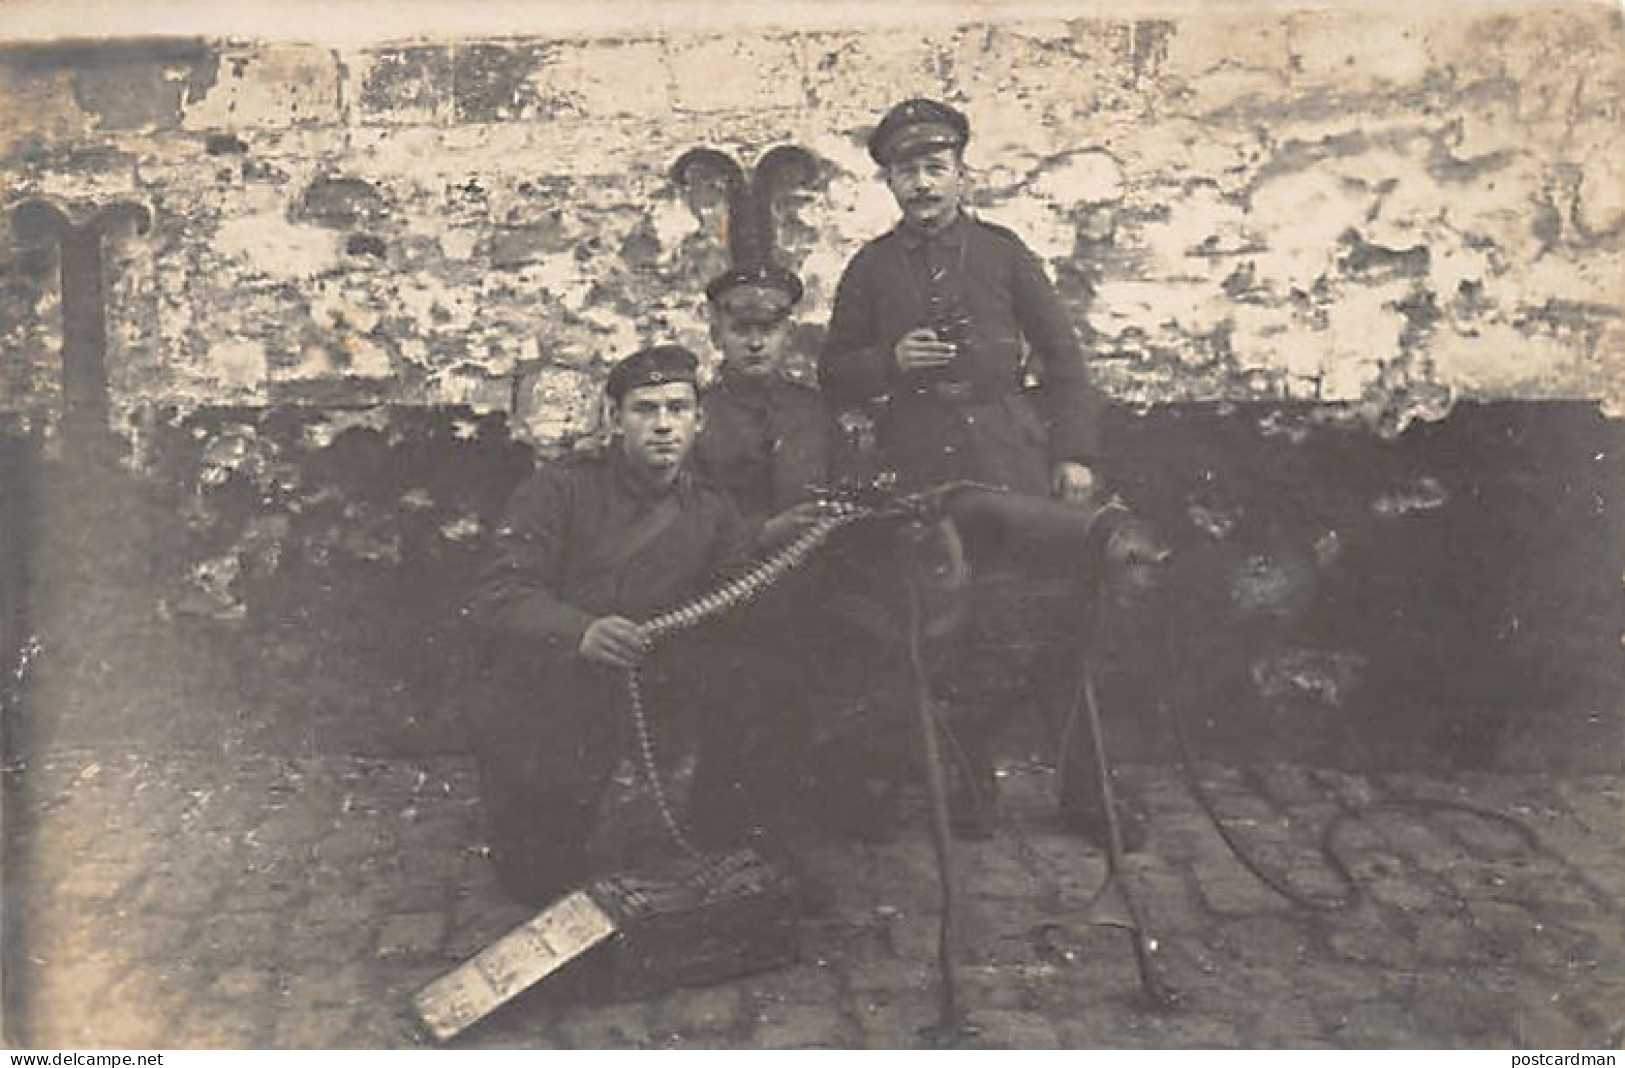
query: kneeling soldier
[{"left": 466, "top": 345, "right": 815, "bottom": 908}]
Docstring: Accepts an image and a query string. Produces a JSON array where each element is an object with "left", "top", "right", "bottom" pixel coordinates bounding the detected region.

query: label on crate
[{"left": 413, "top": 890, "right": 618, "bottom": 1042}]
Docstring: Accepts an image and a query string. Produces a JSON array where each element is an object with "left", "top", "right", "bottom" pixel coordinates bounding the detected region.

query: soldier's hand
[
  {"left": 893, "top": 328, "right": 958, "bottom": 372},
  {"left": 1051, "top": 461, "right": 1097, "bottom": 507},
  {"left": 579, "top": 615, "right": 650, "bottom": 670}
]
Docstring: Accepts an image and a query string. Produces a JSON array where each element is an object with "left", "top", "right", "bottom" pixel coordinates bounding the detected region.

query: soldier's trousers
[{"left": 469, "top": 630, "right": 807, "bottom": 909}]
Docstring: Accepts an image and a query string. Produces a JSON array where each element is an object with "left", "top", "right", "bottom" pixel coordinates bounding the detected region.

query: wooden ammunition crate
[{"left": 586, "top": 848, "right": 798, "bottom": 1000}]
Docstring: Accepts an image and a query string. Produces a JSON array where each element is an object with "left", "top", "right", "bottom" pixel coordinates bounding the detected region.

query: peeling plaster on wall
[{"left": 1, "top": 7, "right": 1622, "bottom": 448}]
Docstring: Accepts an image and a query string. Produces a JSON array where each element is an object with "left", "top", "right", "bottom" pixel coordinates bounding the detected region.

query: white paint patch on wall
[
  {"left": 214, "top": 213, "right": 342, "bottom": 280},
  {"left": 207, "top": 338, "right": 269, "bottom": 394}
]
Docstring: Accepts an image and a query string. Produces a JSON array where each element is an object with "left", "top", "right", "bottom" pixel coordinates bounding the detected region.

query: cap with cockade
[
  {"left": 705, "top": 263, "right": 805, "bottom": 326},
  {"left": 605, "top": 344, "right": 700, "bottom": 401},
  {"left": 868, "top": 98, "right": 970, "bottom": 168}
]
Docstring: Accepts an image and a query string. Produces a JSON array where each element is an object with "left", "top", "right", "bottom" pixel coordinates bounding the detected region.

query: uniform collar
[
  {"left": 898, "top": 210, "right": 970, "bottom": 251},
  {"left": 610, "top": 445, "right": 688, "bottom": 502}
]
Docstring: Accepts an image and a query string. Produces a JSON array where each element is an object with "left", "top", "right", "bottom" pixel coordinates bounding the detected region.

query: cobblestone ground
[{"left": 4, "top": 746, "right": 1622, "bottom": 1049}]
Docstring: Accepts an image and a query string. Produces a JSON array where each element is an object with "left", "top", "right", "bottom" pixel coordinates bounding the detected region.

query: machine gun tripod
[{"left": 797, "top": 478, "right": 1182, "bottom": 1038}]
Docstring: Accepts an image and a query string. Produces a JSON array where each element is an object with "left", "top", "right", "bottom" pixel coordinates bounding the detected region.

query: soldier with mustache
[{"left": 821, "top": 99, "right": 1139, "bottom": 849}]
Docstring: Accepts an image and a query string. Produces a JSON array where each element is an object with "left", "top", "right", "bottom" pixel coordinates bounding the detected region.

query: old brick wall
[{"left": 0, "top": 5, "right": 1620, "bottom": 765}]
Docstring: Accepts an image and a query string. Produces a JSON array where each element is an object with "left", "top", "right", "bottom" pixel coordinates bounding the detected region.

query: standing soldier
[
  {"left": 820, "top": 99, "right": 1144, "bottom": 849},
  {"left": 820, "top": 97, "right": 1103, "bottom": 503},
  {"left": 693, "top": 263, "right": 835, "bottom": 536}
]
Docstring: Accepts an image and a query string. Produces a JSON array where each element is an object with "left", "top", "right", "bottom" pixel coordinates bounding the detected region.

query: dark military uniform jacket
[
  {"left": 469, "top": 448, "right": 753, "bottom": 655},
  {"left": 695, "top": 373, "right": 835, "bottom": 531},
  {"left": 820, "top": 212, "right": 1103, "bottom": 493}
]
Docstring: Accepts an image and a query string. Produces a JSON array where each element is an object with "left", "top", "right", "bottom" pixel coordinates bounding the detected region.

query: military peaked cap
[
  {"left": 605, "top": 344, "right": 700, "bottom": 400},
  {"left": 868, "top": 98, "right": 970, "bottom": 167},
  {"left": 705, "top": 263, "right": 804, "bottom": 326}
]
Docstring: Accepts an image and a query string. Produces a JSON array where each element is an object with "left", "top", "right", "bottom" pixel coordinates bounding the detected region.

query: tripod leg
[
  {"left": 906, "top": 578, "right": 979, "bottom": 1045},
  {"left": 1080, "top": 661, "right": 1181, "bottom": 1010}
]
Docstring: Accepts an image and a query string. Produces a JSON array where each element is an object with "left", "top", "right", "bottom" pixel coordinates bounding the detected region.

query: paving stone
[
  {"left": 550, "top": 1000, "right": 656, "bottom": 1048},
  {"left": 1510, "top": 979, "right": 1597, "bottom": 1049},
  {"left": 210, "top": 964, "right": 278, "bottom": 999},
  {"left": 1549, "top": 777, "right": 1623, "bottom": 837},
  {"left": 647, "top": 983, "right": 745, "bottom": 1037},
  {"left": 192, "top": 909, "right": 287, "bottom": 963},
  {"left": 337, "top": 1007, "right": 432, "bottom": 1049},
  {"left": 1129, "top": 770, "right": 1202, "bottom": 817},
  {"left": 279, "top": 918, "right": 378, "bottom": 965},
  {"left": 1323, "top": 997, "right": 1426, "bottom": 1047},
  {"left": 51, "top": 859, "right": 143, "bottom": 906},
  {"left": 1555, "top": 975, "right": 1625, "bottom": 1047},
  {"left": 845, "top": 957, "right": 938, "bottom": 998},
  {"left": 1324, "top": 910, "right": 1421, "bottom": 968},
  {"left": 1306, "top": 769, "right": 1379, "bottom": 809},
  {"left": 221, "top": 872, "right": 310, "bottom": 913},
  {"left": 1190, "top": 856, "right": 1286, "bottom": 914},
  {"left": 1214, "top": 913, "right": 1313, "bottom": 966},
  {"left": 745, "top": 999, "right": 858, "bottom": 1047},
  {"left": 25, "top": 960, "right": 126, "bottom": 1022},
  {"left": 279, "top": 963, "right": 378, "bottom": 1014},
  {"left": 1136, "top": 1010, "right": 1243, "bottom": 1048},
  {"left": 78, "top": 983, "right": 179, "bottom": 1048},
  {"left": 1022, "top": 925, "right": 1146, "bottom": 997},
  {"left": 376, "top": 910, "right": 449, "bottom": 958},
  {"left": 1049, "top": 997, "right": 1156, "bottom": 1047},
  {"left": 126, "top": 863, "right": 230, "bottom": 915},
  {"left": 966, "top": 1008, "right": 1061, "bottom": 1048},
  {"left": 1242, "top": 992, "right": 1328, "bottom": 1048},
  {"left": 1518, "top": 917, "right": 1622, "bottom": 976},
  {"left": 1279, "top": 856, "right": 1358, "bottom": 905},
  {"left": 957, "top": 964, "right": 1040, "bottom": 1012},
  {"left": 1251, "top": 763, "right": 1328, "bottom": 806},
  {"left": 1441, "top": 809, "right": 1539, "bottom": 860},
  {"left": 100, "top": 967, "right": 199, "bottom": 1031},
  {"left": 1359, "top": 869, "right": 1446, "bottom": 913},
  {"left": 271, "top": 1003, "right": 362, "bottom": 1048},
  {"left": 751, "top": 961, "right": 843, "bottom": 1004},
  {"left": 1379, "top": 970, "right": 1521, "bottom": 1047},
  {"left": 851, "top": 995, "right": 939, "bottom": 1048},
  {"left": 164, "top": 1003, "right": 270, "bottom": 1049},
  {"left": 301, "top": 883, "right": 389, "bottom": 927},
  {"left": 252, "top": 799, "right": 338, "bottom": 846},
  {"left": 1447, "top": 856, "right": 1598, "bottom": 910},
  {"left": 384, "top": 872, "right": 462, "bottom": 913},
  {"left": 1360, "top": 810, "right": 1477, "bottom": 874},
  {"left": 1414, "top": 913, "right": 1497, "bottom": 965}
]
